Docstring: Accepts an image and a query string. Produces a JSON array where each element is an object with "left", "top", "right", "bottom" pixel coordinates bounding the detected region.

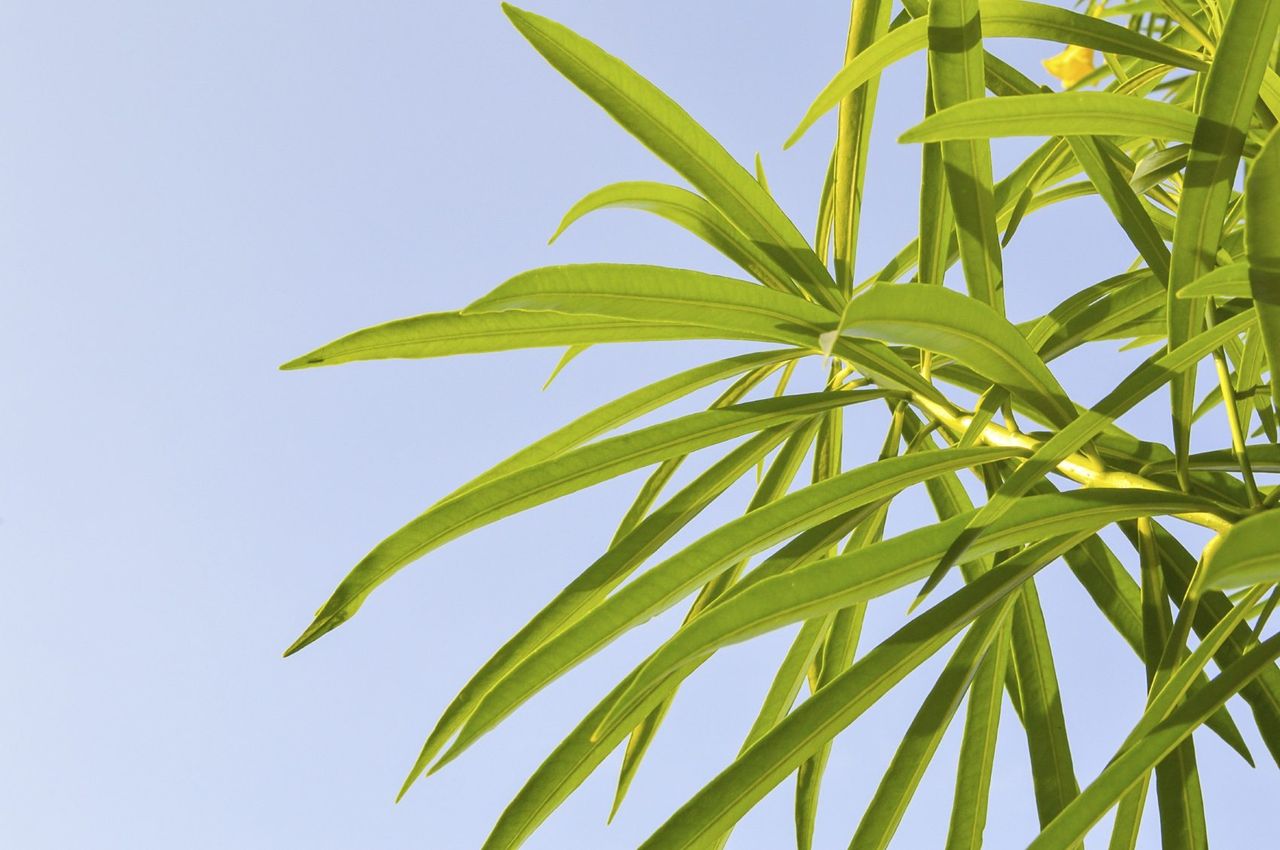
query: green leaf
[
  {"left": 927, "top": 308, "right": 1255, "bottom": 589},
  {"left": 1175, "top": 263, "right": 1250, "bottom": 300},
  {"left": 633, "top": 534, "right": 1090, "bottom": 850},
  {"left": 458, "top": 349, "right": 802, "bottom": 496},
  {"left": 279, "top": 308, "right": 769, "bottom": 370},
  {"left": 283, "top": 389, "right": 880, "bottom": 656},
  {"left": 850, "top": 606, "right": 1009, "bottom": 850},
  {"left": 1009, "top": 579, "right": 1081, "bottom": 829},
  {"left": 1136, "top": 518, "right": 1208, "bottom": 850},
  {"left": 1205, "top": 512, "right": 1280, "bottom": 590},
  {"left": 502, "top": 4, "right": 840, "bottom": 309},
  {"left": 1247, "top": 125, "right": 1280, "bottom": 412},
  {"left": 927, "top": 0, "right": 1005, "bottom": 313},
  {"left": 822, "top": 283, "right": 1077, "bottom": 427},
  {"left": 830, "top": 0, "right": 893, "bottom": 292},
  {"left": 1066, "top": 136, "right": 1170, "bottom": 282},
  {"left": 1166, "top": 0, "right": 1280, "bottom": 486},
  {"left": 945, "top": 627, "right": 1009, "bottom": 850},
  {"left": 400, "top": 425, "right": 796, "bottom": 800},
  {"left": 540, "top": 344, "right": 587, "bottom": 390},
  {"left": 1130, "top": 143, "right": 1190, "bottom": 195},
  {"left": 899, "top": 92, "right": 1198, "bottom": 144},
  {"left": 604, "top": 489, "right": 1212, "bottom": 738},
  {"left": 1148, "top": 521, "right": 1280, "bottom": 769},
  {"left": 434, "top": 446, "right": 1024, "bottom": 771},
  {"left": 1141, "top": 444, "right": 1280, "bottom": 476},
  {"left": 464, "top": 263, "right": 837, "bottom": 348},
  {"left": 548, "top": 181, "right": 797, "bottom": 294},
  {"left": 787, "top": 0, "right": 1204, "bottom": 147},
  {"left": 1026, "top": 633, "right": 1280, "bottom": 850},
  {"left": 610, "top": 420, "right": 816, "bottom": 819},
  {"left": 479, "top": 667, "right": 659, "bottom": 850},
  {"left": 1030, "top": 272, "right": 1166, "bottom": 362}
]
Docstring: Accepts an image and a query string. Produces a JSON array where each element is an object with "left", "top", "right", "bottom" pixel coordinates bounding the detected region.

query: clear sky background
[{"left": 2, "top": 2, "right": 1275, "bottom": 848}]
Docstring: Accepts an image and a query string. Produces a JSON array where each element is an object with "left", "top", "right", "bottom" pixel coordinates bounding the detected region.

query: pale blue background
[{"left": 2, "top": 2, "right": 1273, "bottom": 848}]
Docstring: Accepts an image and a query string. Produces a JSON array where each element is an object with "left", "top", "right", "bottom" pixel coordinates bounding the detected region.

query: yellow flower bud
[{"left": 1042, "top": 45, "right": 1096, "bottom": 88}]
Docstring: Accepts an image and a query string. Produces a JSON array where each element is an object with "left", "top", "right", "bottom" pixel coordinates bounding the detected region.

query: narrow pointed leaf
[
  {"left": 787, "top": 0, "right": 1204, "bottom": 147},
  {"left": 502, "top": 4, "right": 839, "bottom": 309},
  {"left": 606, "top": 490, "right": 1211, "bottom": 734},
  {"left": 437, "top": 446, "right": 1024, "bottom": 769},
  {"left": 1026, "top": 633, "right": 1280, "bottom": 850},
  {"left": 549, "top": 181, "right": 796, "bottom": 294},
  {"left": 465, "top": 264, "right": 836, "bottom": 348},
  {"left": 633, "top": 535, "right": 1089, "bottom": 850},
  {"left": 1166, "top": 0, "right": 1280, "bottom": 485},
  {"left": 850, "top": 607, "right": 1008, "bottom": 850},
  {"left": 927, "top": 0, "right": 1004, "bottom": 312},
  {"left": 1247, "top": 125, "right": 1280, "bottom": 412},
  {"left": 280, "top": 308, "right": 773, "bottom": 370},
  {"left": 900, "top": 93, "right": 1197, "bottom": 144},
  {"left": 285, "top": 390, "right": 878, "bottom": 655},
  {"left": 401, "top": 426, "right": 795, "bottom": 798}
]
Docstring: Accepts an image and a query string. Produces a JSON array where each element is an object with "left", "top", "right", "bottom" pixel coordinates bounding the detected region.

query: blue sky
[{"left": 2, "top": 2, "right": 1273, "bottom": 848}]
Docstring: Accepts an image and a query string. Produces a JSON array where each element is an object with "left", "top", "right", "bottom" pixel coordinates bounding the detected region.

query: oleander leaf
[
  {"left": 822, "top": 283, "right": 1076, "bottom": 426},
  {"left": 1026, "top": 634, "right": 1280, "bottom": 850},
  {"left": 1205, "top": 512, "right": 1280, "bottom": 590},
  {"left": 1248, "top": 125, "right": 1280, "bottom": 412},
  {"left": 787, "top": 0, "right": 1204, "bottom": 147},
  {"left": 603, "top": 489, "right": 1212, "bottom": 737},
  {"left": 502, "top": 4, "right": 840, "bottom": 309},
  {"left": 280, "top": 308, "right": 773, "bottom": 370},
  {"left": 900, "top": 93, "right": 1198, "bottom": 144},
  {"left": 464, "top": 263, "right": 836, "bottom": 347},
  {"left": 280, "top": 3, "right": 1280, "bottom": 847},
  {"left": 631, "top": 534, "right": 1093, "bottom": 850},
  {"left": 1166, "top": 0, "right": 1280, "bottom": 486},
  {"left": 1176, "top": 264, "right": 1250, "bottom": 300},
  {"left": 434, "top": 446, "right": 1025, "bottom": 771},
  {"left": 285, "top": 389, "right": 880, "bottom": 655},
  {"left": 549, "top": 181, "right": 796, "bottom": 293}
]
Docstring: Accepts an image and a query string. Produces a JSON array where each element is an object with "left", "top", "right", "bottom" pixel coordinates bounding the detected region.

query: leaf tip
[
  {"left": 280, "top": 353, "right": 323, "bottom": 371},
  {"left": 282, "top": 610, "right": 346, "bottom": 657},
  {"left": 547, "top": 218, "right": 571, "bottom": 246}
]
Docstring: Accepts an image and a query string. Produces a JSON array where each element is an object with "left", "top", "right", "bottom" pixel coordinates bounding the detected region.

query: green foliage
[{"left": 284, "top": 1, "right": 1280, "bottom": 846}]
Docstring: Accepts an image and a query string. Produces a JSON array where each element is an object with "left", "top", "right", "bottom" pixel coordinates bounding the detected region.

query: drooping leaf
[
  {"left": 285, "top": 389, "right": 882, "bottom": 655},
  {"left": 435, "top": 446, "right": 1025, "bottom": 770},
  {"left": 632, "top": 535, "right": 1091, "bottom": 850},
  {"left": 1025, "top": 634, "right": 1280, "bottom": 850},
  {"left": 850, "top": 606, "right": 1009, "bottom": 850},
  {"left": 944, "top": 627, "right": 1009, "bottom": 850},
  {"left": 401, "top": 425, "right": 798, "bottom": 799},
  {"left": 1175, "top": 263, "right": 1250, "bottom": 300}
]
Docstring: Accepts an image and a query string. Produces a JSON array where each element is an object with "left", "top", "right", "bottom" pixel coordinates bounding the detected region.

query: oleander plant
[{"left": 282, "top": 1, "right": 1280, "bottom": 847}]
